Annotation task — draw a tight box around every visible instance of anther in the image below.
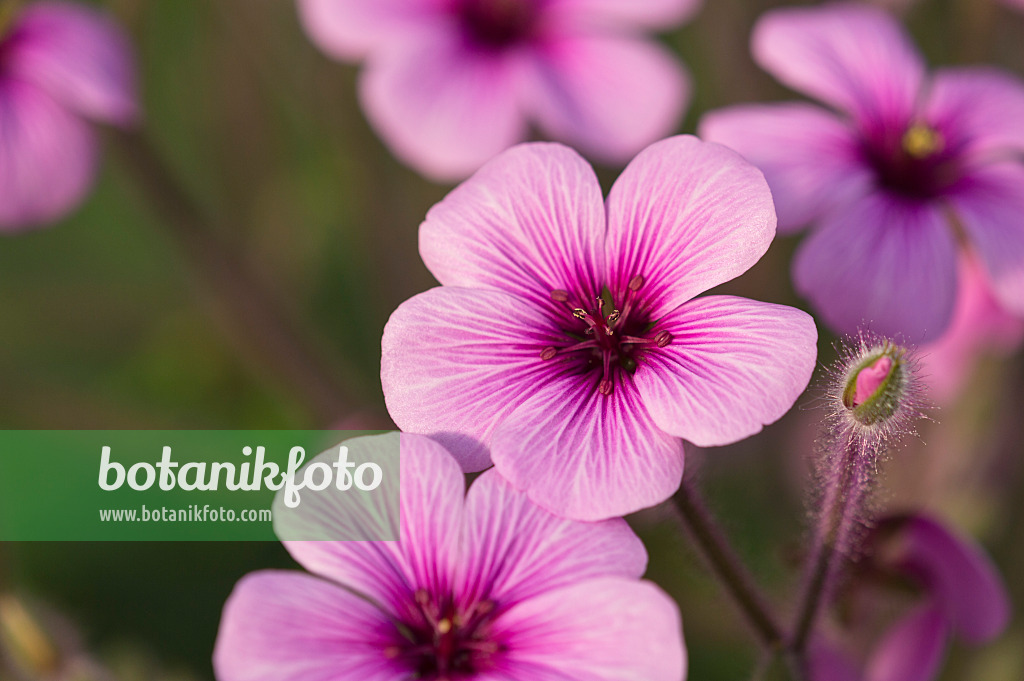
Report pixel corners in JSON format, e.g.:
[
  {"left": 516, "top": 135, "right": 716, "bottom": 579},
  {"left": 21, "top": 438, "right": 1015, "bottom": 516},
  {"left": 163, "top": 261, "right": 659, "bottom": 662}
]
[
  {"left": 572, "top": 308, "right": 588, "bottom": 320},
  {"left": 540, "top": 347, "right": 558, "bottom": 361},
  {"left": 598, "top": 379, "right": 613, "bottom": 396},
  {"left": 655, "top": 331, "right": 673, "bottom": 347},
  {"left": 629, "top": 275, "right": 645, "bottom": 291},
  {"left": 383, "top": 646, "right": 402, "bottom": 659},
  {"left": 606, "top": 310, "right": 621, "bottom": 324},
  {"left": 437, "top": 619, "right": 453, "bottom": 635},
  {"left": 550, "top": 289, "right": 570, "bottom": 302}
]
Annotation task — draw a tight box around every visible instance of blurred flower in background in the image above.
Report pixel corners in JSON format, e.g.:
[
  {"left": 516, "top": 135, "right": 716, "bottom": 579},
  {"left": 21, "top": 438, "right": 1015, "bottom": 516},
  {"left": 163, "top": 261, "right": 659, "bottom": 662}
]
[
  {"left": 0, "top": 0, "right": 138, "bottom": 231},
  {"left": 296, "top": 0, "right": 696, "bottom": 180},
  {"left": 700, "top": 2, "right": 1024, "bottom": 343}
]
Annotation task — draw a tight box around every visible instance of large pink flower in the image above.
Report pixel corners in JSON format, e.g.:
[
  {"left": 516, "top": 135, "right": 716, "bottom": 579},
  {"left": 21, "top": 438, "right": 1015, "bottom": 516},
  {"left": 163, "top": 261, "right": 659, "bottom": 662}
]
[
  {"left": 0, "top": 1, "right": 138, "bottom": 231},
  {"left": 700, "top": 2, "right": 1024, "bottom": 343},
  {"left": 381, "top": 136, "right": 818, "bottom": 520},
  {"left": 214, "top": 432, "right": 686, "bottom": 681},
  {"left": 297, "top": 0, "right": 696, "bottom": 181}
]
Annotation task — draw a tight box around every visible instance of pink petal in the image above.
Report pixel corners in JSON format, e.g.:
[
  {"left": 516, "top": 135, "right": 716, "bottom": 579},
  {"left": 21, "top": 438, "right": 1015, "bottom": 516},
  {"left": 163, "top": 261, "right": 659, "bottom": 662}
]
[
  {"left": 752, "top": 3, "right": 924, "bottom": 128},
  {"left": 698, "top": 103, "right": 871, "bottom": 232},
  {"left": 865, "top": 603, "right": 948, "bottom": 681},
  {"left": 297, "top": 0, "right": 444, "bottom": 60},
  {"left": 491, "top": 577, "right": 686, "bottom": 681},
  {"left": 947, "top": 163, "right": 1024, "bottom": 317},
  {"left": 277, "top": 433, "right": 464, "bottom": 616},
  {"left": 547, "top": 0, "right": 702, "bottom": 29},
  {"left": 0, "top": 80, "right": 98, "bottom": 230},
  {"left": 382, "top": 287, "right": 564, "bottom": 472},
  {"left": 793, "top": 193, "right": 957, "bottom": 342},
  {"left": 808, "top": 640, "right": 861, "bottom": 681},
  {"left": 214, "top": 571, "right": 402, "bottom": 681},
  {"left": 524, "top": 34, "right": 689, "bottom": 165},
  {"left": 418, "top": 142, "right": 605, "bottom": 310},
  {"left": 490, "top": 377, "right": 685, "bottom": 521},
  {"left": 604, "top": 135, "right": 776, "bottom": 320},
  {"left": 925, "top": 67, "right": 1024, "bottom": 158},
  {"left": 359, "top": 30, "right": 526, "bottom": 181},
  {"left": 458, "top": 470, "right": 647, "bottom": 608},
  {"left": 632, "top": 296, "right": 817, "bottom": 447},
  {"left": 4, "top": 0, "right": 138, "bottom": 125}
]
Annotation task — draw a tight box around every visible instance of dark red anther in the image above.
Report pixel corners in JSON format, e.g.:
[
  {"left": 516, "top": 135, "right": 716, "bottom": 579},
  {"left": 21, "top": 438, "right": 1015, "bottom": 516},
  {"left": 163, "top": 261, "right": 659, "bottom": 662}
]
[
  {"left": 598, "top": 379, "right": 613, "bottom": 396},
  {"left": 540, "top": 347, "right": 557, "bottom": 361},
  {"left": 628, "top": 275, "right": 644, "bottom": 291},
  {"left": 655, "top": 330, "right": 673, "bottom": 347},
  {"left": 550, "top": 289, "right": 570, "bottom": 302}
]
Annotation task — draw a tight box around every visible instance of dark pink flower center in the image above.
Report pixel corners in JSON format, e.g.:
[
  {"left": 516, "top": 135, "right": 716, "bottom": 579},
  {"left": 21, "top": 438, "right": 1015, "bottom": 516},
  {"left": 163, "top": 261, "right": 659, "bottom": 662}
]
[
  {"left": 862, "top": 122, "right": 963, "bottom": 199},
  {"left": 540, "top": 275, "right": 672, "bottom": 396},
  {"left": 387, "top": 590, "right": 502, "bottom": 680},
  {"left": 455, "top": 0, "right": 540, "bottom": 50}
]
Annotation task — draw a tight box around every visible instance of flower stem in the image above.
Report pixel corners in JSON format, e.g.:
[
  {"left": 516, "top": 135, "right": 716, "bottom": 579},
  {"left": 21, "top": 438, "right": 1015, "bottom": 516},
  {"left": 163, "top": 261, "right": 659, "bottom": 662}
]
[
  {"left": 109, "top": 128, "right": 366, "bottom": 425},
  {"left": 671, "top": 478, "right": 786, "bottom": 650}
]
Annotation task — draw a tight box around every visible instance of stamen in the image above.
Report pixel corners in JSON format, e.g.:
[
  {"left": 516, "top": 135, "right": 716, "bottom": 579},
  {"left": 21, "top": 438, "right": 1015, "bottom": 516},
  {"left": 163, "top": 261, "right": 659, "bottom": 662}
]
[
  {"left": 655, "top": 330, "right": 673, "bottom": 347},
  {"left": 572, "top": 308, "right": 588, "bottom": 320},
  {"left": 629, "top": 275, "right": 645, "bottom": 291},
  {"left": 598, "top": 379, "right": 613, "bottom": 396},
  {"left": 902, "top": 123, "right": 944, "bottom": 159},
  {"left": 540, "top": 347, "right": 558, "bottom": 361},
  {"left": 550, "top": 289, "right": 570, "bottom": 302},
  {"left": 437, "top": 619, "right": 453, "bottom": 635},
  {"left": 606, "top": 310, "right": 621, "bottom": 324}
]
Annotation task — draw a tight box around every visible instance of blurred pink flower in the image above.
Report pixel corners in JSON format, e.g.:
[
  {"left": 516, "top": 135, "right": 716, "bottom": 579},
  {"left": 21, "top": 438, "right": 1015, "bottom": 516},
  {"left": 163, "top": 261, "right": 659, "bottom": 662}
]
[
  {"left": 700, "top": 3, "right": 1024, "bottom": 342},
  {"left": 0, "top": 1, "right": 138, "bottom": 231},
  {"left": 214, "top": 432, "right": 686, "bottom": 681},
  {"left": 297, "top": 0, "right": 696, "bottom": 181},
  {"left": 381, "top": 136, "right": 817, "bottom": 520},
  {"left": 920, "top": 254, "right": 1024, "bottom": 404}
]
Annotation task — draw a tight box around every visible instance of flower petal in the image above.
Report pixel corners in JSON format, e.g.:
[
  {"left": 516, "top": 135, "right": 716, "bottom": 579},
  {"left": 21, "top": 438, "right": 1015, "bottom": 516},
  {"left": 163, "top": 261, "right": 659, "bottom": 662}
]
[
  {"left": 524, "top": 34, "right": 689, "bottom": 165},
  {"left": 382, "top": 287, "right": 564, "bottom": 472},
  {"left": 808, "top": 640, "right": 861, "bottom": 681},
  {"left": 604, "top": 135, "right": 776, "bottom": 319},
  {"left": 491, "top": 577, "right": 686, "bottom": 681},
  {"left": 925, "top": 67, "right": 1024, "bottom": 158},
  {"left": 632, "top": 296, "right": 817, "bottom": 447},
  {"left": 490, "top": 376, "right": 684, "bottom": 521},
  {"left": 865, "top": 603, "right": 948, "bottom": 681},
  {"left": 0, "top": 80, "right": 97, "bottom": 230},
  {"left": 947, "top": 163, "right": 1024, "bottom": 317},
  {"left": 276, "top": 433, "right": 464, "bottom": 616},
  {"left": 752, "top": 3, "right": 924, "bottom": 128},
  {"left": 548, "top": 0, "right": 702, "bottom": 29},
  {"left": 458, "top": 469, "right": 647, "bottom": 608},
  {"left": 793, "top": 194, "right": 957, "bottom": 342},
  {"left": 297, "top": 0, "right": 443, "bottom": 60},
  {"left": 418, "top": 142, "right": 606, "bottom": 309},
  {"left": 359, "top": 31, "right": 526, "bottom": 181},
  {"left": 213, "top": 571, "right": 402, "bottom": 681},
  {"left": 699, "top": 102, "right": 871, "bottom": 232},
  {"left": 4, "top": 0, "right": 138, "bottom": 125}
]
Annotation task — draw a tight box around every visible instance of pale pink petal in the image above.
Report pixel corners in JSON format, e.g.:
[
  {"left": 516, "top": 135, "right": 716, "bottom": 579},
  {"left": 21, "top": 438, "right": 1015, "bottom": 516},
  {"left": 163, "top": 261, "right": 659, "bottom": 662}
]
[
  {"left": 4, "top": 0, "right": 138, "bottom": 125},
  {"left": 491, "top": 578, "right": 686, "bottom": 681},
  {"left": 793, "top": 194, "right": 957, "bottom": 342},
  {"left": 382, "top": 288, "right": 566, "bottom": 472},
  {"left": 752, "top": 3, "right": 924, "bottom": 127},
  {"left": 359, "top": 31, "right": 526, "bottom": 181},
  {"left": 604, "top": 135, "right": 776, "bottom": 320},
  {"left": 698, "top": 103, "right": 871, "bottom": 232},
  {"left": 525, "top": 34, "right": 689, "bottom": 165},
  {"left": 214, "top": 571, "right": 403, "bottom": 681},
  {"left": 490, "top": 378, "right": 684, "bottom": 521},
  {"left": 418, "top": 143, "right": 605, "bottom": 309},
  {"left": 865, "top": 603, "right": 948, "bottom": 681},
  {"left": 925, "top": 68, "right": 1024, "bottom": 158},
  {"left": 277, "top": 433, "right": 464, "bottom": 615},
  {"left": 458, "top": 470, "right": 647, "bottom": 608},
  {"left": 0, "top": 80, "right": 98, "bottom": 230},
  {"left": 947, "top": 163, "right": 1024, "bottom": 317},
  {"left": 547, "top": 0, "right": 702, "bottom": 29},
  {"left": 297, "top": 0, "right": 444, "bottom": 60},
  {"left": 633, "top": 296, "right": 817, "bottom": 447}
]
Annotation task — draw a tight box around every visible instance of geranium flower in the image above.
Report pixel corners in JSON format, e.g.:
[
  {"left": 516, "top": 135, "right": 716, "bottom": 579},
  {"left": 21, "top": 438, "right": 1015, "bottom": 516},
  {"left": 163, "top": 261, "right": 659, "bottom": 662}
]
[
  {"left": 296, "top": 0, "right": 696, "bottom": 180},
  {"left": 381, "top": 136, "right": 817, "bottom": 520},
  {"left": 700, "top": 2, "right": 1024, "bottom": 342},
  {"left": 0, "top": 1, "right": 138, "bottom": 231},
  {"left": 214, "top": 432, "right": 686, "bottom": 681}
]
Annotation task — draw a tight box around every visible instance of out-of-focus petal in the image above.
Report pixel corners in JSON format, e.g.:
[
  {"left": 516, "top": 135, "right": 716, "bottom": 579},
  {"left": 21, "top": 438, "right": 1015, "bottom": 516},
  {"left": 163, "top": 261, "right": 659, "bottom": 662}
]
[
  {"left": 547, "top": 0, "right": 702, "bottom": 30},
  {"left": 865, "top": 603, "right": 948, "bottom": 681},
  {"left": 525, "top": 34, "right": 688, "bottom": 165},
  {"left": 808, "top": 640, "right": 861, "bottom": 681},
  {"left": 604, "top": 135, "right": 776, "bottom": 320},
  {"left": 793, "top": 193, "right": 957, "bottom": 342},
  {"left": 699, "top": 102, "right": 870, "bottom": 232},
  {"left": 633, "top": 296, "right": 817, "bottom": 447},
  {"left": 752, "top": 3, "right": 924, "bottom": 128},
  {"left": 296, "top": 0, "right": 444, "bottom": 60},
  {"left": 4, "top": 0, "right": 138, "bottom": 125},
  {"left": 0, "top": 80, "right": 98, "bottom": 230},
  {"left": 925, "top": 67, "right": 1024, "bottom": 158}
]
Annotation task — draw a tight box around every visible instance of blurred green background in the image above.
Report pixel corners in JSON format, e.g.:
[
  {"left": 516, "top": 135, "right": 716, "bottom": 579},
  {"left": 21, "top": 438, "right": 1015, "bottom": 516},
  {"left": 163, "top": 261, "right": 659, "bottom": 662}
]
[{"left": 1, "top": 0, "right": 1023, "bottom": 679}]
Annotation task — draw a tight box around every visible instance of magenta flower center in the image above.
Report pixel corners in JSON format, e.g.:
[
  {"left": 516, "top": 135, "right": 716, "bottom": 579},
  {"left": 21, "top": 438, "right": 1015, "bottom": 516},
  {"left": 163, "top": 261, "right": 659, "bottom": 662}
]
[
  {"left": 862, "top": 122, "right": 962, "bottom": 199},
  {"left": 456, "top": 0, "right": 540, "bottom": 50},
  {"left": 541, "top": 275, "right": 672, "bottom": 396},
  {"left": 388, "top": 590, "right": 503, "bottom": 680}
]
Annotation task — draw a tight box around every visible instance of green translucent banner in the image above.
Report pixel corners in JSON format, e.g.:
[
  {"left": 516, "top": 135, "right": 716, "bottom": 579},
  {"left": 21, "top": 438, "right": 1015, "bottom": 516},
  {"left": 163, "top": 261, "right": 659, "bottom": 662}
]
[{"left": 0, "top": 430, "right": 399, "bottom": 541}]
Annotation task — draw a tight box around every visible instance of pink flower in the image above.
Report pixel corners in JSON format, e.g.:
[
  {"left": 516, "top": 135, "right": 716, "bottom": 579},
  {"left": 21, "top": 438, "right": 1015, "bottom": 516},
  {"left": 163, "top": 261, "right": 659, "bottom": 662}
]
[
  {"left": 700, "top": 3, "right": 1024, "bottom": 342},
  {"left": 381, "top": 136, "right": 817, "bottom": 520},
  {"left": 0, "top": 1, "right": 138, "bottom": 231},
  {"left": 297, "top": 0, "right": 696, "bottom": 181},
  {"left": 214, "top": 432, "right": 686, "bottom": 681}
]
